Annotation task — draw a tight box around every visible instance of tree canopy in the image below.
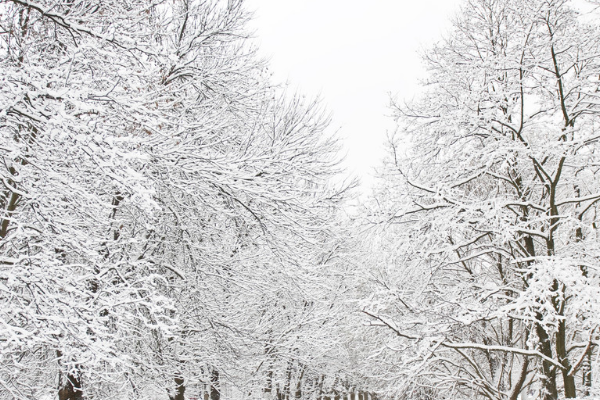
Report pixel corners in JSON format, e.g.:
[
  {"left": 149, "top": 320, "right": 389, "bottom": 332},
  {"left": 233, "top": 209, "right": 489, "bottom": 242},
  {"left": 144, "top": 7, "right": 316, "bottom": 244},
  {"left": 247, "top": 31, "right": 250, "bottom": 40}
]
[
  {"left": 3, "top": 0, "right": 600, "bottom": 400},
  {"left": 0, "top": 1, "right": 356, "bottom": 399},
  {"left": 361, "top": 0, "right": 600, "bottom": 399}
]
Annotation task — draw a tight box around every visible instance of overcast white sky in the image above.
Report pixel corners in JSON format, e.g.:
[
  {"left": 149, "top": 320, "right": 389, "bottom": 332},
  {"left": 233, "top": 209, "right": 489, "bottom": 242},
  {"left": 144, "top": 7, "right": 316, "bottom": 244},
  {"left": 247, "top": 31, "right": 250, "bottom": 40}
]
[{"left": 245, "top": 0, "right": 463, "bottom": 191}]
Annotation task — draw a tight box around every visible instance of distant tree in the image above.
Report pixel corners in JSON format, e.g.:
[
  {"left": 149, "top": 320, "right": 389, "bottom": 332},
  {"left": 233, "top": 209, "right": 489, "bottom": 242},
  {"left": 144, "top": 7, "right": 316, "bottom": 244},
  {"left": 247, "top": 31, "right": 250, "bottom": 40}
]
[{"left": 361, "top": 0, "right": 600, "bottom": 399}]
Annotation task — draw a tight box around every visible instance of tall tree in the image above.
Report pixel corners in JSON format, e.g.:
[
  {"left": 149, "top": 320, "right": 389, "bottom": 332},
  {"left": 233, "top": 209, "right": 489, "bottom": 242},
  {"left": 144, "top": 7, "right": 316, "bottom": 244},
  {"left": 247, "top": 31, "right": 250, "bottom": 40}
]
[{"left": 361, "top": 0, "right": 600, "bottom": 399}]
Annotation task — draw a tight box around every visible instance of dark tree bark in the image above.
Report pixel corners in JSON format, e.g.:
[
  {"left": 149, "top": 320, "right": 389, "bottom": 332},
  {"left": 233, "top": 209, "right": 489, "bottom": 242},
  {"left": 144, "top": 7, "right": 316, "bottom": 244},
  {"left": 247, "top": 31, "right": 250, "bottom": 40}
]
[
  {"left": 210, "top": 369, "right": 220, "bottom": 400},
  {"left": 56, "top": 350, "right": 83, "bottom": 400},
  {"left": 58, "top": 372, "right": 83, "bottom": 400},
  {"left": 535, "top": 320, "right": 558, "bottom": 400},
  {"left": 169, "top": 376, "right": 185, "bottom": 400},
  {"left": 555, "top": 289, "right": 575, "bottom": 398},
  {"left": 58, "top": 378, "right": 83, "bottom": 400}
]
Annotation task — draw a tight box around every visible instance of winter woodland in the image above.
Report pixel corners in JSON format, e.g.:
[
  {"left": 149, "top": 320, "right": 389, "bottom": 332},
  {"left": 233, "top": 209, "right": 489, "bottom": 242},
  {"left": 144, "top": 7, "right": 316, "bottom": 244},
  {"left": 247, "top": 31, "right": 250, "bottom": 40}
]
[{"left": 1, "top": 0, "right": 600, "bottom": 399}]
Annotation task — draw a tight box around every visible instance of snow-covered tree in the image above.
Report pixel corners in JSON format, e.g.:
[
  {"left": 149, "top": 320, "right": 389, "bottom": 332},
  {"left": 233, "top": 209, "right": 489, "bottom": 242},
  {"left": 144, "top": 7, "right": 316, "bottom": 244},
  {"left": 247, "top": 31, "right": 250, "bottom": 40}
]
[
  {"left": 361, "top": 0, "right": 600, "bottom": 399},
  {"left": 0, "top": 0, "right": 181, "bottom": 398},
  {"left": 0, "top": 0, "right": 353, "bottom": 399}
]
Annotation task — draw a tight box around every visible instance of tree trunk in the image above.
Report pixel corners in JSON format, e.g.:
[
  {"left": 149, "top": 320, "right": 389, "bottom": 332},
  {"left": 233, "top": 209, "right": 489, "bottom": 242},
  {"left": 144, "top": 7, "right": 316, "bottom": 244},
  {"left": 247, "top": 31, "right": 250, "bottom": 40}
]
[
  {"left": 317, "top": 375, "right": 325, "bottom": 400},
  {"left": 555, "top": 292, "right": 575, "bottom": 398},
  {"left": 57, "top": 351, "right": 83, "bottom": 400},
  {"left": 58, "top": 373, "right": 83, "bottom": 400},
  {"left": 576, "top": 212, "right": 592, "bottom": 396},
  {"left": 523, "top": 231, "right": 558, "bottom": 400},
  {"left": 282, "top": 361, "right": 292, "bottom": 400},
  {"left": 508, "top": 353, "right": 529, "bottom": 400},
  {"left": 169, "top": 376, "right": 185, "bottom": 400},
  {"left": 582, "top": 348, "right": 592, "bottom": 396},
  {"left": 210, "top": 369, "right": 220, "bottom": 400},
  {"left": 0, "top": 190, "right": 19, "bottom": 239},
  {"left": 294, "top": 365, "right": 305, "bottom": 399},
  {"left": 264, "top": 368, "right": 273, "bottom": 393},
  {"left": 547, "top": 194, "right": 575, "bottom": 398},
  {"left": 535, "top": 321, "right": 558, "bottom": 400}
]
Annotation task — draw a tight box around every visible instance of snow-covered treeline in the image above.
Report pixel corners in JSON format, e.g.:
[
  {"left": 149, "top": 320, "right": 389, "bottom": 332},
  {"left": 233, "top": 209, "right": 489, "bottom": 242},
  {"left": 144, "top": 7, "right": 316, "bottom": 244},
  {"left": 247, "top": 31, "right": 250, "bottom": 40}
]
[
  {"left": 6, "top": 0, "right": 600, "bottom": 399},
  {"left": 0, "top": 1, "right": 360, "bottom": 399}
]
